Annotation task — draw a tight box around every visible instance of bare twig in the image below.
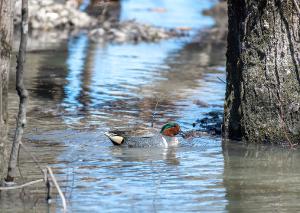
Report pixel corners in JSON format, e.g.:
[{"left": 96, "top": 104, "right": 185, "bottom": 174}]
[
  {"left": 20, "top": 142, "right": 44, "bottom": 174},
  {"left": 46, "top": 177, "right": 52, "bottom": 203},
  {"left": 67, "top": 167, "right": 75, "bottom": 200},
  {"left": 0, "top": 179, "right": 43, "bottom": 190},
  {"left": 47, "top": 166, "right": 67, "bottom": 212},
  {"left": 151, "top": 100, "right": 159, "bottom": 128},
  {"left": 17, "top": 145, "right": 25, "bottom": 182},
  {"left": 217, "top": 77, "right": 226, "bottom": 84},
  {"left": 44, "top": 168, "right": 52, "bottom": 203},
  {"left": 17, "top": 146, "right": 27, "bottom": 197},
  {"left": 7, "top": 0, "right": 29, "bottom": 182}
]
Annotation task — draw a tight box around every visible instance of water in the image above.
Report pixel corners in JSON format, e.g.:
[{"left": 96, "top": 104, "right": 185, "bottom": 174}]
[{"left": 4, "top": 0, "right": 300, "bottom": 212}]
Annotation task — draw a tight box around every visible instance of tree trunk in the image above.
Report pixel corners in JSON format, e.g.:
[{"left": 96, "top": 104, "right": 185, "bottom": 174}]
[
  {"left": 224, "top": 0, "right": 300, "bottom": 143},
  {"left": 0, "top": 0, "right": 14, "bottom": 180}
]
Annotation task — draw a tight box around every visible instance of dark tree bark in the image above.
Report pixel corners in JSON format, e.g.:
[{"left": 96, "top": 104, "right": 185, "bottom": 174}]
[
  {"left": 0, "top": 0, "right": 14, "bottom": 180},
  {"left": 224, "top": 0, "right": 300, "bottom": 143}
]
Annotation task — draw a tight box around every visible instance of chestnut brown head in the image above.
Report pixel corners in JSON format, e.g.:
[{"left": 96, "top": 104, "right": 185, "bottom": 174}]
[{"left": 160, "top": 122, "right": 181, "bottom": 137}]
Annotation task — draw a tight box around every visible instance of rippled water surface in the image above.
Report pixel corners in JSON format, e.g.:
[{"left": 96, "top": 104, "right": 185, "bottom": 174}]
[{"left": 5, "top": 0, "right": 300, "bottom": 213}]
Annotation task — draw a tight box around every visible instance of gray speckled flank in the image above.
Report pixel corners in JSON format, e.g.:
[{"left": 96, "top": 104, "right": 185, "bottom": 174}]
[{"left": 123, "top": 135, "right": 180, "bottom": 148}]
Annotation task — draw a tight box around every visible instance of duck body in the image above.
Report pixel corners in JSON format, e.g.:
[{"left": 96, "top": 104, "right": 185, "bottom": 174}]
[{"left": 105, "top": 123, "right": 181, "bottom": 148}]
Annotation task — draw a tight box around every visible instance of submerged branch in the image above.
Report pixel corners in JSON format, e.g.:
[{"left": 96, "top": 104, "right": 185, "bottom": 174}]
[
  {"left": 2, "top": 141, "right": 68, "bottom": 212},
  {"left": 47, "top": 166, "right": 67, "bottom": 212},
  {"left": 0, "top": 179, "right": 43, "bottom": 190}
]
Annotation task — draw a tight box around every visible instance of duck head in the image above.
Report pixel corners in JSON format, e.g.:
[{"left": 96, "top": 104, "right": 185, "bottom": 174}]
[{"left": 160, "top": 122, "right": 181, "bottom": 137}]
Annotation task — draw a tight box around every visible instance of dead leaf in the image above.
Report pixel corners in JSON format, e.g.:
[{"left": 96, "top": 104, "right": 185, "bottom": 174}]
[
  {"left": 149, "top": 7, "right": 167, "bottom": 13},
  {"left": 175, "top": 26, "right": 192, "bottom": 31}
]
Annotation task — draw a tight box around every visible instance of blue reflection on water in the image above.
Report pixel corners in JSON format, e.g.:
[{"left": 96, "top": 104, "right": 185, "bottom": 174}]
[
  {"left": 63, "top": 34, "right": 89, "bottom": 110},
  {"left": 62, "top": 0, "right": 215, "bottom": 117},
  {"left": 90, "top": 40, "right": 184, "bottom": 105},
  {"left": 121, "top": 0, "right": 215, "bottom": 30}
]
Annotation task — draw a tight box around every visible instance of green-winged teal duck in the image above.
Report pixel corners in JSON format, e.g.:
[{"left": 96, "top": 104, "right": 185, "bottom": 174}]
[{"left": 104, "top": 122, "right": 182, "bottom": 148}]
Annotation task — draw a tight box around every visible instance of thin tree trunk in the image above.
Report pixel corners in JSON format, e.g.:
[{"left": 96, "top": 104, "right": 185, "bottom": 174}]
[
  {"left": 0, "top": 0, "right": 14, "bottom": 181},
  {"left": 223, "top": 0, "right": 300, "bottom": 143},
  {"left": 6, "top": 0, "right": 29, "bottom": 182}
]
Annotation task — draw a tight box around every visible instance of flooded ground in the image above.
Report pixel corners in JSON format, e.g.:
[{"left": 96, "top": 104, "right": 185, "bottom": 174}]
[{"left": 3, "top": 0, "right": 300, "bottom": 212}]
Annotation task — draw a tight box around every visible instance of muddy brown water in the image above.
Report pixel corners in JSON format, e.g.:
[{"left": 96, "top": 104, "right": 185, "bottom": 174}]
[{"left": 3, "top": 1, "right": 300, "bottom": 212}]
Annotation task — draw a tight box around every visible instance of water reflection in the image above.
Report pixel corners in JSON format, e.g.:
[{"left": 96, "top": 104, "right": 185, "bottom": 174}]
[
  {"left": 110, "top": 146, "right": 180, "bottom": 165},
  {"left": 57, "top": 28, "right": 226, "bottom": 128},
  {"left": 223, "top": 142, "right": 300, "bottom": 212},
  {"left": 63, "top": 33, "right": 90, "bottom": 110}
]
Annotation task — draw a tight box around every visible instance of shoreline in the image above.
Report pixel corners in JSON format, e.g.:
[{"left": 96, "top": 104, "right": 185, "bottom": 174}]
[{"left": 14, "top": 0, "right": 188, "bottom": 47}]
